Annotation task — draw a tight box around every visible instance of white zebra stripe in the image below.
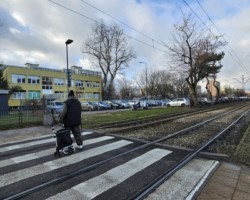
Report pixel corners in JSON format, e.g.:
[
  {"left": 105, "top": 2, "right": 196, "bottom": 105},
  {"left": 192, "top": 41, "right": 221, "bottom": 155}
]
[
  {"left": 0, "top": 132, "right": 93, "bottom": 153},
  {"left": 47, "top": 148, "right": 172, "bottom": 200},
  {"left": 0, "top": 136, "right": 114, "bottom": 168},
  {"left": 0, "top": 140, "right": 132, "bottom": 187},
  {"left": 145, "top": 159, "right": 219, "bottom": 200}
]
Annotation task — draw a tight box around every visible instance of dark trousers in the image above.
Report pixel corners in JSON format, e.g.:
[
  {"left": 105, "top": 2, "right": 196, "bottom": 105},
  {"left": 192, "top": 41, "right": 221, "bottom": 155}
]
[{"left": 66, "top": 125, "right": 82, "bottom": 146}]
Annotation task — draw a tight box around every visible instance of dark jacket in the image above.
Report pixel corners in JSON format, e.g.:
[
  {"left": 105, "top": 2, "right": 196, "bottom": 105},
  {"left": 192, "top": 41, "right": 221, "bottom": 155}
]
[{"left": 60, "top": 96, "right": 81, "bottom": 127}]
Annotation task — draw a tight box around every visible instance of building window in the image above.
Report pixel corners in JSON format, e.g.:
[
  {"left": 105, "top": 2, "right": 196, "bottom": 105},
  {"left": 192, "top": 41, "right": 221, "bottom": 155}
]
[
  {"left": 28, "top": 91, "right": 40, "bottom": 99},
  {"left": 12, "top": 74, "right": 26, "bottom": 84},
  {"left": 93, "top": 92, "right": 99, "bottom": 99},
  {"left": 12, "top": 91, "right": 26, "bottom": 99},
  {"left": 86, "top": 81, "right": 92, "bottom": 88},
  {"left": 93, "top": 82, "right": 100, "bottom": 88},
  {"left": 54, "top": 78, "right": 64, "bottom": 86},
  {"left": 77, "top": 92, "right": 84, "bottom": 99},
  {"left": 75, "top": 80, "right": 84, "bottom": 87},
  {"left": 42, "top": 76, "right": 53, "bottom": 90},
  {"left": 28, "top": 76, "right": 40, "bottom": 84},
  {"left": 55, "top": 91, "right": 66, "bottom": 99},
  {"left": 85, "top": 92, "right": 92, "bottom": 99}
]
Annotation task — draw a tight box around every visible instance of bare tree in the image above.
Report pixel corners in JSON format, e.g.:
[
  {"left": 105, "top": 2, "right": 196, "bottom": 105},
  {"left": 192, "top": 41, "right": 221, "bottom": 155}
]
[
  {"left": 171, "top": 73, "right": 189, "bottom": 98},
  {"left": 117, "top": 76, "right": 135, "bottom": 99},
  {"left": 82, "top": 21, "right": 136, "bottom": 99},
  {"left": 150, "top": 70, "right": 174, "bottom": 98},
  {"left": 166, "top": 14, "right": 225, "bottom": 105}
]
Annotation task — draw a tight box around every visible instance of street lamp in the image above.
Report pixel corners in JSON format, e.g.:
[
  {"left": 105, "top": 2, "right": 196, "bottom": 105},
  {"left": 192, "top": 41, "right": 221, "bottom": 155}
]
[
  {"left": 65, "top": 39, "right": 73, "bottom": 93},
  {"left": 139, "top": 61, "right": 148, "bottom": 97}
]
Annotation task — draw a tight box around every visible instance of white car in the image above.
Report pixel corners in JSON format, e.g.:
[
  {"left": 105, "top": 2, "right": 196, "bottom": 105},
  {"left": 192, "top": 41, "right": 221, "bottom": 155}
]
[{"left": 167, "top": 98, "right": 190, "bottom": 107}]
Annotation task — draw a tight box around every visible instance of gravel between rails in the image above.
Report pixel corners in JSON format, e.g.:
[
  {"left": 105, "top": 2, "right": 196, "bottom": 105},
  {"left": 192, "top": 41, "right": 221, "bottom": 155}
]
[{"left": 111, "top": 106, "right": 250, "bottom": 161}]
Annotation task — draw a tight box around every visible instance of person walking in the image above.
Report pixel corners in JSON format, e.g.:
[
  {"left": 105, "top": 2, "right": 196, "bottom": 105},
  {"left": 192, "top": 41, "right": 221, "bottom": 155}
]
[{"left": 59, "top": 90, "right": 83, "bottom": 150}]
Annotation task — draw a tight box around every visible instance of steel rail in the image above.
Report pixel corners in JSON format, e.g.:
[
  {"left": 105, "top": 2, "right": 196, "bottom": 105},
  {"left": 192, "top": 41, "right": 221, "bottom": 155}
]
[
  {"left": 133, "top": 108, "right": 250, "bottom": 200},
  {"left": 108, "top": 106, "right": 248, "bottom": 135},
  {"left": 3, "top": 105, "right": 248, "bottom": 200},
  {"left": 95, "top": 103, "right": 240, "bottom": 129},
  {"left": 98, "top": 104, "right": 248, "bottom": 133}
]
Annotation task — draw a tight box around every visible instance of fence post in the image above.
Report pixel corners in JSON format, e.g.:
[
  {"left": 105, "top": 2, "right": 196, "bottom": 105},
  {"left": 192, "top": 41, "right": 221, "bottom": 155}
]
[{"left": 19, "top": 108, "right": 23, "bottom": 126}]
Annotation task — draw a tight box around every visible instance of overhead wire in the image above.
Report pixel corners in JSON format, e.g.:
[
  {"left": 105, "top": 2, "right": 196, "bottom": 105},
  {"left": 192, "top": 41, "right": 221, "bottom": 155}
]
[
  {"left": 196, "top": 0, "right": 250, "bottom": 75},
  {"left": 49, "top": 0, "right": 249, "bottom": 75},
  {"left": 183, "top": 0, "right": 249, "bottom": 75},
  {"left": 48, "top": 0, "right": 165, "bottom": 53},
  {"left": 80, "top": 0, "right": 164, "bottom": 48}
]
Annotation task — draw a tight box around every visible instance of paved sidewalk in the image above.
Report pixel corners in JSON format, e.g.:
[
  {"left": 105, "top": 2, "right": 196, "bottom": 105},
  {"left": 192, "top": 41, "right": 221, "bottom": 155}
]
[
  {"left": 197, "top": 162, "right": 250, "bottom": 200},
  {"left": 0, "top": 125, "right": 61, "bottom": 145},
  {"left": 0, "top": 125, "right": 249, "bottom": 200},
  {"left": 197, "top": 124, "right": 250, "bottom": 200}
]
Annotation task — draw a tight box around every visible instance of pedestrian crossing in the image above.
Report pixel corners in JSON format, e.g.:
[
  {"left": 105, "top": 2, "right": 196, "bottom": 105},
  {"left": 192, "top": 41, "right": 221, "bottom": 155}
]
[
  {"left": 0, "top": 131, "right": 93, "bottom": 153},
  {"left": 0, "top": 131, "right": 219, "bottom": 200},
  {"left": 0, "top": 140, "right": 132, "bottom": 187},
  {"left": 47, "top": 148, "right": 172, "bottom": 200},
  {"left": 0, "top": 136, "right": 114, "bottom": 168}
]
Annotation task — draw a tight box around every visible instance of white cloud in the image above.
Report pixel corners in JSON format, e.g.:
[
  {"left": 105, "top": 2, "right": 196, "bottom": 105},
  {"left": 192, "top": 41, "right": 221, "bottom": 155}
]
[
  {"left": 0, "top": 0, "right": 249, "bottom": 91},
  {"left": 11, "top": 12, "right": 27, "bottom": 27}
]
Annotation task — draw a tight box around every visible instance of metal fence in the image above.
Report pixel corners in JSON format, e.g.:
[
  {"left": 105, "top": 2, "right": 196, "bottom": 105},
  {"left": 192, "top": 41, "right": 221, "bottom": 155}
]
[
  {"left": 0, "top": 98, "right": 49, "bottom": 130},
  {"left": 0, "top": 110, "right": 45, "bottom": 130}
]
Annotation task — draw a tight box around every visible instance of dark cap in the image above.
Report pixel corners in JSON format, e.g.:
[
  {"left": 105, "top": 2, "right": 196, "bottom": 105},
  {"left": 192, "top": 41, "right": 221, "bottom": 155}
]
[{"left": 68, "top": 90, "right": 74, "bottom": 97}]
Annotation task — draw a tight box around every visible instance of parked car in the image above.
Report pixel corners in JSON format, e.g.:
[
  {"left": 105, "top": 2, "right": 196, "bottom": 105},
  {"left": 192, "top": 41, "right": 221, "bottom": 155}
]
[
  {"left": 111, "top": 100, "right": 123, "bottom": 108},
  {"left": 98, "top": 101, "right": 111, "bottom": 110},
  {"left": 167, "top": 98, "right": 190, "bottom": 107},
  {"left": 104, "top": 100, "right": 120, "bottom": 109},
  {"left": 161, "top": 99, "right": 171, "bottom": 106},
  {"left": 120, "top": 100, "right": 131, "bottom": 108},
  {"left": 47, "top": 101, "right": 63, "bottom": 114},
  {"left": 198, "top": 98, "right": 214, "bottom": 105},
  {"left": 147, "top": 99, "right": 159, "bottom": 107},
  {"left": 112, "top": 100, "right": 130, "bottom": 109},
  {"left": 128, "top": 100, "right": 139, "bottom": 106},
  {"left": 131, "top": 100, "right": 149, "bottom": 110},
  {"left": 81, "top": 102, "right": 99, "bottom": 111}
]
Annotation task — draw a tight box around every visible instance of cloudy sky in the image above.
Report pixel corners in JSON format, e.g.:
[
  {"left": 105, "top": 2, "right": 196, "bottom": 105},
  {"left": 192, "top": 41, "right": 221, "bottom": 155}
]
[{"left": 0, "top": 0, "right": 250, "bottom": 91}]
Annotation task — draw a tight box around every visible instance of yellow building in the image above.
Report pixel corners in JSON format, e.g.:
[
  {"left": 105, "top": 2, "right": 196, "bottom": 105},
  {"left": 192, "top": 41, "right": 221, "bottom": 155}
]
[{"left": 3, "top": 63, "right": 102, "bottom": 109}]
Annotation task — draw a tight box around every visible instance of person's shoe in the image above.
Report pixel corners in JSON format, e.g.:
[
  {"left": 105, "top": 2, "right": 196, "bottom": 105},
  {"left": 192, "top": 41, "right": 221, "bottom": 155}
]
[{"left": 78, "top": 145, "right": 83, "bottom": 150}]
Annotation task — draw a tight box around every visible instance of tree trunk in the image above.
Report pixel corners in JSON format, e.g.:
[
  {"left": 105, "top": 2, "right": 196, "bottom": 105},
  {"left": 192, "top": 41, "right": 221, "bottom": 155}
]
[
  {"left": 213, "top": 80, "right": 220, "bottom": 102},
  {"left": 185, "top": 77, "right": 198, "bottom": 106},
  {"left": 205, "top": 78, "right": 212, "bottom": 100}
]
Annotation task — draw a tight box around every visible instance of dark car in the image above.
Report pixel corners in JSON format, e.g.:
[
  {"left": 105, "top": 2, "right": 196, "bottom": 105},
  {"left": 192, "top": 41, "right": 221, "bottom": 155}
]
[
  {"left": 111, "top": 100, "right": 125, "bottom": 109},
  {"left": 98, "top": 101, "right": 111, "bottom": 110}
]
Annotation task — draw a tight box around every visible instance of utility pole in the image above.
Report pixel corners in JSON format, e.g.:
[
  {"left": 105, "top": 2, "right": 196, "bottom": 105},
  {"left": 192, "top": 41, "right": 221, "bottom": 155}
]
[
  {"left": 139, "top": 61, "right": 147, "bottom": 97},
  {"left": 65, "top": 39, "right": 73, "bottom": 94},
  {"left": 233, "top": 75, "right": 250, "bottom": 94}
]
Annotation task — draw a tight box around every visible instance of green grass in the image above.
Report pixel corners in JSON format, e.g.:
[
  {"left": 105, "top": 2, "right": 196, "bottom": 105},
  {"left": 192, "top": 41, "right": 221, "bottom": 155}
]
[
  {"left": 0, "top": 111, "right": 43, "bottom": 130},
  {"left": 81, "top": 107, "right": 188, "bottom": 128},
  {"left": 231, "top": 125, "right": 250, "bottom": 166}
]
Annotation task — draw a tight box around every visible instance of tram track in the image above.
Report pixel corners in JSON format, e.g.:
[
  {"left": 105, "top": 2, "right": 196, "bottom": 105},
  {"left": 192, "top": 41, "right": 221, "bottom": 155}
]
[
  {"left": 95, "top": 103, "right": 248, "bottom": 134},
  {"left": 1, "top": 103, "right": 249, "bottom": 200},
  {"left": 133, "top": 107, "right": 250, "bottom": 200}
]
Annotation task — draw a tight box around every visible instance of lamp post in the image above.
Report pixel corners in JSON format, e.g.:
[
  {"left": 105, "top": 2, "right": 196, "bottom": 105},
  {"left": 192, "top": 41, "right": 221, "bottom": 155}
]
[
  {"left": 65, "top": 39, "right": 73, "bottom": 94},
  {"left": 139, "top": 61, "right": 147, "bottom": 97}
]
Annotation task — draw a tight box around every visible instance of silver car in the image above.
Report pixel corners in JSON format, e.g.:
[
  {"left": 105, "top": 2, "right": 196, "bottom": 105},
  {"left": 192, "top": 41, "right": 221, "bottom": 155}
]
[
  {"left": 47, "top": 101, "right": 63, "bottom": 114},
  {"left": 167, "top": 98, "right": 190, "bottom": 107},
  {"left": 81, "top": 102, "right": 99, "bottom": 111}
]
